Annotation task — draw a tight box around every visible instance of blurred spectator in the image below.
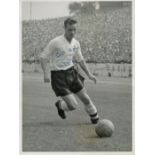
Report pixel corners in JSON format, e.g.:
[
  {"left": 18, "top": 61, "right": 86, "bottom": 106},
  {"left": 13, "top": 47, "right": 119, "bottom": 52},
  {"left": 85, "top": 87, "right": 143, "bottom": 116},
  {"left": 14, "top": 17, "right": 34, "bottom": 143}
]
[{"left": 22, "top": 5, "right": 132, "bottom": 64}]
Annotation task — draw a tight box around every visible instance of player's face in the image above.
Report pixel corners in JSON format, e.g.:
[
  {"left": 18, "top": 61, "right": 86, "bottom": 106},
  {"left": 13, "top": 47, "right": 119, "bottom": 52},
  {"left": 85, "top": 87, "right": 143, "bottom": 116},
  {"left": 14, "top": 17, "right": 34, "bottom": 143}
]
[{"left": 65, "top": 24, "right": 76, "bottom": 41}]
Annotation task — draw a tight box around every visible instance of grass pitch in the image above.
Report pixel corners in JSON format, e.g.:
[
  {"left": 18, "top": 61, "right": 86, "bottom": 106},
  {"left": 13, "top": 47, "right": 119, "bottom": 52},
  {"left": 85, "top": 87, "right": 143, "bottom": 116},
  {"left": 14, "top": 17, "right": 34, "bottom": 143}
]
[{"left": 22, "top": 73, "right": 132, "bottom": 151}]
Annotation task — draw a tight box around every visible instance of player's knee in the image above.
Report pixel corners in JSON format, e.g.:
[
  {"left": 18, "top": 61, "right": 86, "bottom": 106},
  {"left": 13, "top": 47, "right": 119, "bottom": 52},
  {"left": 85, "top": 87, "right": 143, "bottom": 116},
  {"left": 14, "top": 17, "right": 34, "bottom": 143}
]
[
  {"left": 68, "top": 104, "right": 76, "bottom": 110},
  {"left": 66, "top": 100, "right": 77, "bottom": 110},
  {"left": 70, "top": 107, "right": 76, "bottom": 110}
]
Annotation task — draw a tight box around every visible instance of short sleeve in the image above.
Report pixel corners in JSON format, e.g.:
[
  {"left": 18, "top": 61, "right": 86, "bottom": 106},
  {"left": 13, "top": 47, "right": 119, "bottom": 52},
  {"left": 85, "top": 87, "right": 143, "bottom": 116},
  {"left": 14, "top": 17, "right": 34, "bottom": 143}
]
[
  {"left": 40, "top": 41, "right": 54, "bottom": 59},
  {"left": 74, "top": 42, "right": 84, "bottom": 62}
]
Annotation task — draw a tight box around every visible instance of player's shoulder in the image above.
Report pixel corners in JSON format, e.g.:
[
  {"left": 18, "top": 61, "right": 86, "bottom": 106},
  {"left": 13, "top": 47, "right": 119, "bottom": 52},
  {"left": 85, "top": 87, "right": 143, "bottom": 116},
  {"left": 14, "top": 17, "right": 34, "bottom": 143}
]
[
  {"left": 73, "top": 38, "right": 80, "bottom": 46},
  {"left": 48, "top": 35, "right": 62, "bottom": 46},
  {"left": 53, "top": 35, "right": 63, "bottom": 42}
]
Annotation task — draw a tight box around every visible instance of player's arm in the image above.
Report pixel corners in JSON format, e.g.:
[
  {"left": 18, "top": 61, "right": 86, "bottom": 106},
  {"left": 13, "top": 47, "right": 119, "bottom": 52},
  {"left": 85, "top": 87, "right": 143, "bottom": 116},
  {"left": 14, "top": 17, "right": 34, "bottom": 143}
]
[
  {"left": 40, "top": 43, "right": 51, "bottom": 83},
  {"left": 78, "top": 60, "right": 97, "bottom": 84},
  {"left": 74, "top": 42, "right": 97, "bottom": 83},
  {"left": 40, "top": 57, "right": 50, "bottom": 83}
]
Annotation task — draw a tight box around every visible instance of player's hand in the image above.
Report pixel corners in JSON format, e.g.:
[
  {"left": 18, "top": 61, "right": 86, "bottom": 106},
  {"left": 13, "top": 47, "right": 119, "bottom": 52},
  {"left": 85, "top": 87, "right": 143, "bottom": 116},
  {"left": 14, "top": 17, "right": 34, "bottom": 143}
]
[
  {"left": 89, "top": 74, "right": 97, "bottom": 84},
  {"left": 44, "top": 78, "right": 50, "bottom": 83},
  {"left": 44, "top": 74, "right": 50, "bottom": 83}
]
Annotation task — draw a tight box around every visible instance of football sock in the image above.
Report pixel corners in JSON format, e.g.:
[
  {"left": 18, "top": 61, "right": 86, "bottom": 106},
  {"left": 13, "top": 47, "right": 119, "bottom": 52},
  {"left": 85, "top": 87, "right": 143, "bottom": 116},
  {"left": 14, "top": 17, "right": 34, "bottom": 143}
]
[{"left": 85, "top": 103, "right": 99, "bottom": 120}]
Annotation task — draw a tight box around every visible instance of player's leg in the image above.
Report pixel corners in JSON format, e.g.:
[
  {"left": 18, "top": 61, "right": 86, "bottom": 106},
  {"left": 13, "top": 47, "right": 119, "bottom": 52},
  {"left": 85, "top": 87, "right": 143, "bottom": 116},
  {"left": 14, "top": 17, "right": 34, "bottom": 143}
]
[
  {"left": 76, "top": 88, "right": 99, "bottom": 124},
  {"left": 55, "top": 94, "right": 78, "bottom": 119},
  {"left": 51, "top": 70, "right": 78, "bottom": 118},
  {"left": 61, "top": 94, "right": 78, "bottom": 110}
]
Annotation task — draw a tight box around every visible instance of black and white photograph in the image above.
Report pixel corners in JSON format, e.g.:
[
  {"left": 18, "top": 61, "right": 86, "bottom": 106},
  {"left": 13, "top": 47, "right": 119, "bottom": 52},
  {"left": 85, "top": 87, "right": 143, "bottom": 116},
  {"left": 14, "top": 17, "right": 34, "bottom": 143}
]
[{"left": 21, "top": 0, "right": 133, "bottom": 153}]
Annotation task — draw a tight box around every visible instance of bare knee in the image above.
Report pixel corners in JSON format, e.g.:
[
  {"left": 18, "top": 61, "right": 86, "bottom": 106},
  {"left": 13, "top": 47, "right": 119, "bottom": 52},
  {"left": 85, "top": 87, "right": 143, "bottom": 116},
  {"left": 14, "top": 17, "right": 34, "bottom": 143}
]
[
  {"left": 62, "top": 96, "right": 78, "bottom": 110},
  {"left": 67, "top": 102, "right": 76, "bottom": 110}
]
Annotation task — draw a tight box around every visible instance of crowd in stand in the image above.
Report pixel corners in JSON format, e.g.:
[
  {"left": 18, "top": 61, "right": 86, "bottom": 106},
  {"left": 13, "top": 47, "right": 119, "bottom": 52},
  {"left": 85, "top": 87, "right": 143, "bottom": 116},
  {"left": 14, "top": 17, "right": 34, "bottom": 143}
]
[{"left": 22, "top": 5, "right": 132, "bottom": 64}]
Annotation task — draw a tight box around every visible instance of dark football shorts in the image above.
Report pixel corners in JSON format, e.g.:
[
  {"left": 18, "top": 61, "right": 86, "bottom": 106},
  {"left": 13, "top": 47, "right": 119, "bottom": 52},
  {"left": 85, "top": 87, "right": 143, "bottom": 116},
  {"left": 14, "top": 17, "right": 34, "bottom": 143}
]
[{"left": 51, "top": 66, "right": 85, "bottom": 97}]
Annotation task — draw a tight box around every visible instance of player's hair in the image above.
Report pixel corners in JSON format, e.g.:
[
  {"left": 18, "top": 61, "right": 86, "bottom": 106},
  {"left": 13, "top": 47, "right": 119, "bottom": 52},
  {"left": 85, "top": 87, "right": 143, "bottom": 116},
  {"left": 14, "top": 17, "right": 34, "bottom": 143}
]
[{"left": 64, "top": 18, "right": 77, "bottom": 28}]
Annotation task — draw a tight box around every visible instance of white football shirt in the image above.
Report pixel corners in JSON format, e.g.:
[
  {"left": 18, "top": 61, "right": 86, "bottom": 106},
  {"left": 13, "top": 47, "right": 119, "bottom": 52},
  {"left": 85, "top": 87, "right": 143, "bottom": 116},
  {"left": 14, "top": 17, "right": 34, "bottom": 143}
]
[{"left": 40, "top": 35, "right": 84, "bottom": 71}]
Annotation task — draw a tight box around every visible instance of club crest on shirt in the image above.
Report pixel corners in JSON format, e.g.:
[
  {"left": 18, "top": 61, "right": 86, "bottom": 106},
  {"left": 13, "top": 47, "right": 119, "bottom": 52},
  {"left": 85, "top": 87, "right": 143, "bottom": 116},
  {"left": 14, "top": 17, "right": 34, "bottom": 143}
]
[
  {"left": 55, "top": 50, "right": 65, "bottom": 57},
  {"left": 73, "top": 46, "right": 79, "bottom": 52},
  {"left": 68, "top": 48, "right": 72, "bottom": 52}
]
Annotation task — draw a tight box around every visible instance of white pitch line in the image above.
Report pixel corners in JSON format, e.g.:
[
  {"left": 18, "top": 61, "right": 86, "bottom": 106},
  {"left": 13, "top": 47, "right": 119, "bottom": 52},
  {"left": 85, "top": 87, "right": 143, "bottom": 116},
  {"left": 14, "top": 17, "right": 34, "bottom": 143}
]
[{"left": 23, "top": 75, "right": 131, "bottom": 86}]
